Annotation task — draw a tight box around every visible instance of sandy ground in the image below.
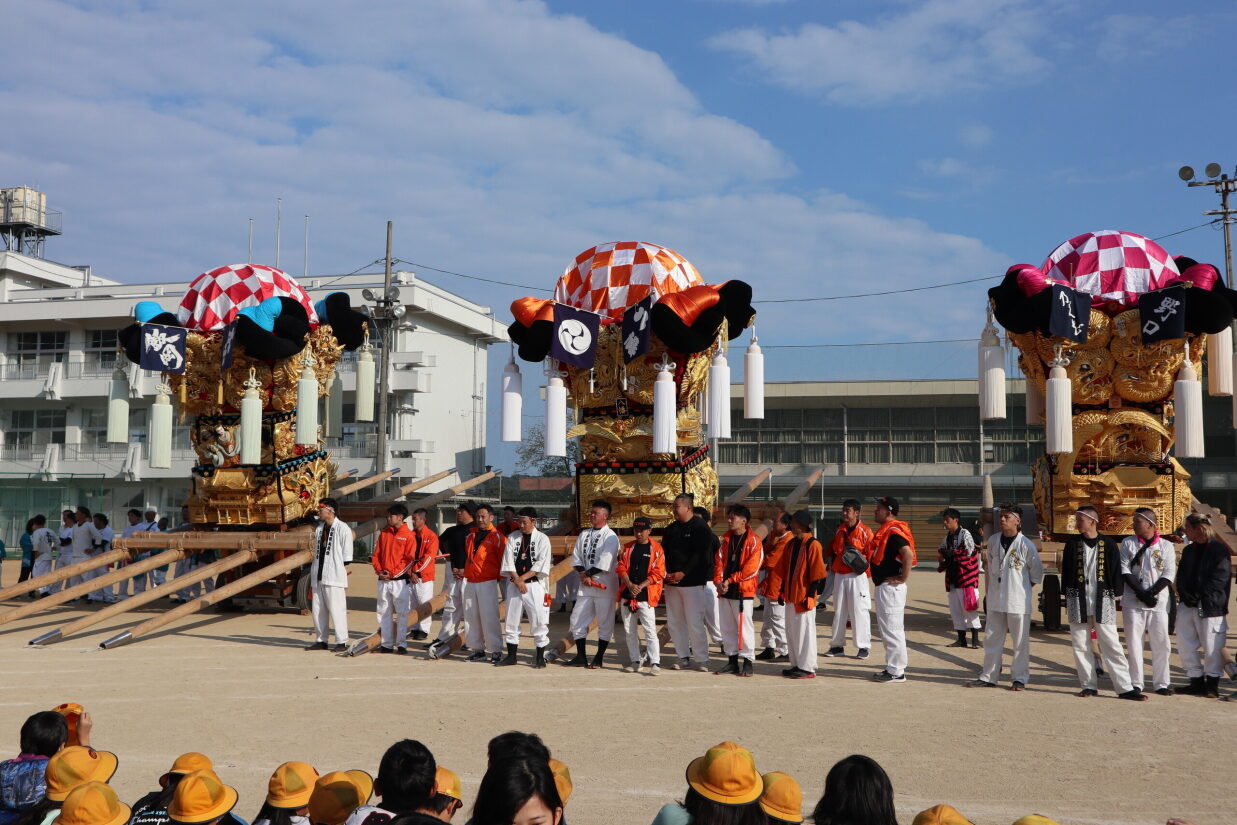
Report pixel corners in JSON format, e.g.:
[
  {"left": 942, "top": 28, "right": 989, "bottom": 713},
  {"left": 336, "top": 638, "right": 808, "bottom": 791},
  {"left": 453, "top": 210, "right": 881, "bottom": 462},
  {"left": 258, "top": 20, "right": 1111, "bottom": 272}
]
[{"left": 1, "top": 558, "right": 1234, "bottom": 825}]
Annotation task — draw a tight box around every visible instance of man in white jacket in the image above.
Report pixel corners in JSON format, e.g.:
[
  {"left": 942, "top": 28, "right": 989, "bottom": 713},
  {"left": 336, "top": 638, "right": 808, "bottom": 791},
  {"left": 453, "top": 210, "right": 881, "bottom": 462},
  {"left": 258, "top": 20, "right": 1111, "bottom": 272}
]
[
  {"left": 967, "top": 503, "right": 1043, "bottom": 691},
  {"left": 306, "top": 498, "right": 353, "bottom": 652},
  {"left": 496, "top": 507, "right": 553, "bottom": 668},
  {"left": 1119, "top": 507, "right": 1177, "bottom": 695},
  {"left": 563, "top": 499, "right": 620, "bottom": 669},
  {"left": 29, "top": 514, "right": 58, "bottom": 597}
]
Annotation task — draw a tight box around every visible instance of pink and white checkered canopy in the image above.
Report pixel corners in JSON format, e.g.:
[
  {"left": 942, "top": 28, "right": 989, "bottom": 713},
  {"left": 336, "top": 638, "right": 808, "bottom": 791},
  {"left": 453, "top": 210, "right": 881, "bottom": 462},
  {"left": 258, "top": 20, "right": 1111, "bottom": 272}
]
[
  {"left": 554, "top": 241, "right": 703, "bottom": 321},
  {"left": 1041, "top": 230, "right": 1180, "bottom": 306},
  {"left": 177, "top": 264, "right": 319, "bottom": 332}
]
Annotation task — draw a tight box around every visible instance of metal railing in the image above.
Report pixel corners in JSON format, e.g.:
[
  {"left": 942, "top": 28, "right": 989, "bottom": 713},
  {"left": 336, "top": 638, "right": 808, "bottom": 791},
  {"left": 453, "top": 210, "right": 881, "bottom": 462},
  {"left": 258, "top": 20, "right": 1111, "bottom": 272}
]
[
  {"left": 0, "top": 363, "right": 44, "bottom": 381},
  {"left": 0, "top": 443, "right": 48, "bottom": 461}
]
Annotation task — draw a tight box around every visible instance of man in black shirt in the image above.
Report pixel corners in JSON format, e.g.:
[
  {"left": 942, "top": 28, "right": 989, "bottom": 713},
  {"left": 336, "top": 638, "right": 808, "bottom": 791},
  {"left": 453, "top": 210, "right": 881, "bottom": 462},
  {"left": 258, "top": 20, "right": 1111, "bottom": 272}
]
[
  {"left": 661, "top": 493, "right": 715, "bottom": 671},
  {"left": 429, "top": 501, "right": 476, "bottom": 657}
]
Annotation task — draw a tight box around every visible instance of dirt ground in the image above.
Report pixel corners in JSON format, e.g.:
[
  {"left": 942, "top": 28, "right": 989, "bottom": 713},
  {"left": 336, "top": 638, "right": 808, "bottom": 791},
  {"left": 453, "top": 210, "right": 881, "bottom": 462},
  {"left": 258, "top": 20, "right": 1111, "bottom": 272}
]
[{"left": 1, "top": 558, "right": 1233, "bottom": 825}]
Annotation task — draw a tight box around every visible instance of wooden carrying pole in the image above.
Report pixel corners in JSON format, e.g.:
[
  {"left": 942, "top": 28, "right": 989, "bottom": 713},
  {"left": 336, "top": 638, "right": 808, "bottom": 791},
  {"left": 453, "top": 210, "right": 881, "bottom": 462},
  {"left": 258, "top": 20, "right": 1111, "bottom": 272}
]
[
  {"left": 783, "top": 467, "right": 824, "bottom": 508},
  {"left": 335, "top": 467, "right": 459, "bottom": 521},
  {"left": 99, "top": 548, "right": 315, "bottom": 649},
  {"left": 0, "top": 548, "right": 186, "bottom": 629},
  {"left": 724, "top": 468, "right": 772, "bottom": 504},
  {"left": 353, "top": 470, "right": 500, "bottom": 541},
  {"left": 0, "top": 549, "right": 130, "bottom": 602},
  {"left": 332, "top": 469, "right": 359, "bottom": 483},
  {"left": 29, "top": 544, "right": 270, "bottom": 646},
  {"left": 332, "top": 468, "right": 401, "bottom": 498}
]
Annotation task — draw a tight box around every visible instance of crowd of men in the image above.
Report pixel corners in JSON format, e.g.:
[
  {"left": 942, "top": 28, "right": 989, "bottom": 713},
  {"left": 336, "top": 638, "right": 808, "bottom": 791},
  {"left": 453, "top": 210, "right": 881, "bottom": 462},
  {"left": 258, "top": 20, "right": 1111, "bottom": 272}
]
[{"left": 305, "top": 492, "right": 1233, "bottom": 698}]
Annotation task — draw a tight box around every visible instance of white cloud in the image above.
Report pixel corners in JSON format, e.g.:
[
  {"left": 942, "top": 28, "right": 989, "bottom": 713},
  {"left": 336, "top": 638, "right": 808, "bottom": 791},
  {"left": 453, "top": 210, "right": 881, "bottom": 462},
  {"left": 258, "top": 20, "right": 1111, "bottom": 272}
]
[
  {"left": 918, "top": 157, "right": 997, "bottom": 186},
  {"left": 959, "top": 123, "right": 994, "bottom": 149},
  {"left": 710, "top": 0, "right": 1050, "bottom": 105}
]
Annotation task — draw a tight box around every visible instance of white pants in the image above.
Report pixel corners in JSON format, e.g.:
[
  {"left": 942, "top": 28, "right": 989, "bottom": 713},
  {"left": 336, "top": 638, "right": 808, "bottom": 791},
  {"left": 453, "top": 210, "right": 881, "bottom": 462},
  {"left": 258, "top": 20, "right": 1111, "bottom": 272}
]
[
  {"left": 1069, "top": 621, "right": 1133, "bottom": 693},
  {"left": 311, "top": 584, "right": 349, "bottom": 645},
  {"left": 719, "top": 597, "right": 755, "bottom": 660},
  {"left": 375, "top": 579, "right": 411, "bottom": 648},
  {"left": 621, "top": 601, "right": 659, "bottom": 665},
  {"left": 830, "top": 572, "right": 872, "bottom": 649},
  {"left": 32, "top": 555, "right": 59, "bottom": 594},
  {"left": 554, "top": 570, "right": 579, "bottom": 607},
  {"left": 875, "top": 582, "right": 908, "bottom": 677},
  {"left": 947, "top": 588, "right": 982, "bottom": 630},
  {"left": 503, "top": 580, "right": 550, "bottom": 647},
  {"left": 409, "top": 580, "right": 434, "bottom": 635},
  {"left": 980, "top": 610, "right": 1031, "bottom": 685},
  {"left": 786, "top": 607, "right": 818, "bottom": 672},
  {"left": 86, "top": 561, "right": 114, "bottom": 602},
  {"left": 150, "top": 567, "right": 167, "bottom": 588},
  {"left": 436, "top": 571, "right": 466, "bottom": 642},
  {"left": 1123, "top": 606, "right": 1171, "bottom": 690},
  {"left": 569, "top": 592, "right": 616, "bottom": 642},
  {"left": 132, "top": 564, "right": 150, "bottom": 594},
  {"left": 463, "top": 580, "right": 503, "bottom": 655},
  {"left": 115, "top": 563, "right": 132, "bottom": 599},
  {"left": 1176, "top": 609, "right": 1228, "bottom": 678},
  {"left": 664, "top": 585, "right": 712, "bottom": 664},
  {"left": 761, "top": 601, "right": 787, "bottom": 654},
  {"left": 62, "top": 552, "right": 85, "bottom": 590},
  {"left": 703, "top": 581, "right": 722, "bottom": 644},
  {"left": 175, "top": 557, "right": 200, "bottom": 601}
]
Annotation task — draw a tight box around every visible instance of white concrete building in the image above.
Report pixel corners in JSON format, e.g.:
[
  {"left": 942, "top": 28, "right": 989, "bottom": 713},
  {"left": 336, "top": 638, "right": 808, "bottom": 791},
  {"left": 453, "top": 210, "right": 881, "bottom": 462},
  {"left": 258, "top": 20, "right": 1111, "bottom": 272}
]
[{"left": 0, "top": 250, "right": 505, "bottom": 541}]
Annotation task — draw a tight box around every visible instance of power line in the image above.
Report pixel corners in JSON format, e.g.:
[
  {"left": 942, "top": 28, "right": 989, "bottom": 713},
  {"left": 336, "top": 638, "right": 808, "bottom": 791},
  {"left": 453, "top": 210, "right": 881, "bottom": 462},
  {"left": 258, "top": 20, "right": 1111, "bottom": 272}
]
[
  {"left": 753, "top": 275, "right": 997, "bottom": 304},
  {"left": 394, "top": 259, "right": 552, "bottom": 293},
  {"left": 762, "top": 338, "right": 977, "bottom": 349},
  {"left": 1150, "top": 218, "right": 1221, "bottom": 241}
]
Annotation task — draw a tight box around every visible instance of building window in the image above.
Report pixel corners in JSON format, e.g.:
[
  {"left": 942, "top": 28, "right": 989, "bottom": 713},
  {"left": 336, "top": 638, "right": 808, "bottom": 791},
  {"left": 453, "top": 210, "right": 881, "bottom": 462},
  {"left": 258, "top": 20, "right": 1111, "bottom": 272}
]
[
  {"left": 81, "top": 408, "right": 147, "bottom": 447},
  {"left": 8, "top": 410, "right": 66, "bottom": 448},
  {"left": 7, "top": 331, "right": 67, "bottom": 366},
  {"left": 85, "top": 330, "right": 120, "bottom": 374}
]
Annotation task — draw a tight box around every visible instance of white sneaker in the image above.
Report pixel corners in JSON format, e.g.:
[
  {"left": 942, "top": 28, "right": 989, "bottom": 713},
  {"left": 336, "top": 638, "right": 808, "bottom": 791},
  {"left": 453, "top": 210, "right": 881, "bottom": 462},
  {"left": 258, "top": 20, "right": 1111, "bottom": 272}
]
[
  {"left": 622, "top": 663, "right": 637, "bottom": 673},
  {"left": 648, "top": 664, "right": 661, "bottom": 675},
  {"left": 694, "top": 662, "right": 710, "bottom": 672},
  {"left": 671, "top": 659, "right": 690, "bottom": 671}
]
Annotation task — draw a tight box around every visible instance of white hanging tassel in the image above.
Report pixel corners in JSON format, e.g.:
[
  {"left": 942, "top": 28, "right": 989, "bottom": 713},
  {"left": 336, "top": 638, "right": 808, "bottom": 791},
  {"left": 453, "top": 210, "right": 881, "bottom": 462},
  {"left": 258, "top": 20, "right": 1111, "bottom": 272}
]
[
  {"left": 1046, "top": 348, "right": 1073, "bottom": 455},
  {"left": 544, "top": 365, "right": 567, "bottom": 458},
  {"left": 743, "top": 329, "right": 765, "bottom": 420},
  {"left": 240, "top": 368, "right": 264, "bottom": 464},
  {"left": 588, "top": 369, "right": 595, "bottom": 395},
  {"left": 148, "top": 380, "right": 173, "bottom": 470},
  {"left": 501, "top": 357, "right": 523, "bottom": 443},
  {"left": 707, "top": 346, "right": 731, "bottom": 440},
  {"left": 1175, "top": 349, "right": 1205, "bottom": 458},
  {"left": 355, "top": 333, "right": 376, "bottom": 422},
  {"left": 324, "top": 369, "right": 343, "bottom": 439},
  {"left": 653, "top": 356, "right": 677, "bottom": 454},
  {"left": 978, "top": 309, "right": 1006, "bottom": 420},
  {"left": 1025, "top": 378, "right": 1046, "bottom": 426},
  {"left": 1208, "top": 327, "right": 1233, "bottom": 397},
  {"left": 106, "top": 365, "right": 130, "bottom": 443},
  {"left": 296, "top": 351, "right": 318, "bottom": 446}
]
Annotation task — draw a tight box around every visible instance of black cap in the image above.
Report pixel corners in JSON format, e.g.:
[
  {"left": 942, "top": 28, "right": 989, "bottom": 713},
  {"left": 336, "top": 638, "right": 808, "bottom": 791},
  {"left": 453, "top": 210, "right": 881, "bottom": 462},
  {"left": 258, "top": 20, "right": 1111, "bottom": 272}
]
[
  {"left": 875, "top": 496, "right": 899, "bottom": 515},
  {"left": 632, "top": 516, "right": 653, "bottom": 530},
  {"left": 457, "top": 500, "right": 478, "bottom": 516},
  {"left": 791, "top": 509, "right": 814, "bottom": 529}
]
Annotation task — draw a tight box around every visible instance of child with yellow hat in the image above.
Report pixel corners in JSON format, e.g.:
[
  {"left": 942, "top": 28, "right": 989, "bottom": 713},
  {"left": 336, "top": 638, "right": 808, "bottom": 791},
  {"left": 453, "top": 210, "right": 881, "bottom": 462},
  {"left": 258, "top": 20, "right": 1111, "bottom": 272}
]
[
  {"left": 253, "top": 763, "right": 318, "bottom": 825},
  {"left": 19, "top": 746, "right": 119, "bottom": 825},
  {"left": 651, "top": 742, "right": 766, "bottom": 825},
  {"left": 167, "top": 770, "right": 240, "bottom": 825},
  {"left": 343, "top": 740, "right": 439, "bottom": 825},
  {"left": 758, "top": 773, "right": 802, "bottom": 824},
  {"left": 308, "top": 772, "right": 372, "bottom": 825},
  {"left": 129, "top": 753, "right": 215, "bottom": 825},
  {"left": 423, "top": 768, "right": 461, "bottom": 823},
  {"left": 52, "top": 782, "right": 128, "bottom": 825}
]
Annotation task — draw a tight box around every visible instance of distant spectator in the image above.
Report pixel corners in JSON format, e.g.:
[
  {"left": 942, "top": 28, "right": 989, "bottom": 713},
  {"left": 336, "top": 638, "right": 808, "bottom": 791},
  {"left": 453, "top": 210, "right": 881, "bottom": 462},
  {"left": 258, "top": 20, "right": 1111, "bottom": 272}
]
[
  {"left": 759, "top": 772, "right": 803, "bottom": 824},
  {"left": 308, "top": 772, "right": 371, "bottom": 825},
  {"left": 18, "top": 519, "right": 35, "bottom": 584},
  {"left": 168, "top": 770, "right": 245, "bottom": 825},
  {"left": 470, "top": 758, "right": 562, "bottom": 825},
  {"left": 650, "top": 741, "right": 765, "bottom": 825},
  {"left": 52, "top": 782, "right": 128, "bottom": 825},
  {"left": 345, "top": 740, "right": 434, "bottom": 825},
  {"left": 16, "top": 746, "right": 118, "bottom": 825},
  {"left": 130, "top": 753, "right": 215, "bottom": 825},
  {"left": 252, "top": 763, "right": 317, "bottom": 825},
  {"left": 0, "top": 712, "right": 69, "bottom": 825},
  {"left": 809, "top": 755, "right": 896, "bottom": 825}
]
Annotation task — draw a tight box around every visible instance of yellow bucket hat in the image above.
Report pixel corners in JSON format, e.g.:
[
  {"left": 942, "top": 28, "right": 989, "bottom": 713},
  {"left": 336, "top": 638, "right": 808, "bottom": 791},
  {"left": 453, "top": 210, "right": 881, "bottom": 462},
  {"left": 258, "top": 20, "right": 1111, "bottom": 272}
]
[
  {"left": 53, "top": 782, "right": 130, "bottom": 825},
  {"left": 267, "top": 762, "right": 319, "bottom": 809},
  {"left": 434, "top": 767, "right": 462, "bottom": 802},
  {"left": 685, "top": 742, "right": 761, "bottom": 806},
  {"left": 308, "top": 770, "right": 373, "bottom": 825},
  {"left": 168, "top": 770, "right": 239, "bottom": 825},
  {"left": 913, "top": 805, "right": 975, "bottom": 825},
  {"left": 45, "top": 747, "right": 119, "bottom": 802},
  {"left": 548, "top": 759, "right": 572, "bottom": 806},
  {"left": 759, "top": 772, "right": 803, "bottom": 823},
  {"left": 1012, "top": 817, "right": 1060, "bottom": 825}
]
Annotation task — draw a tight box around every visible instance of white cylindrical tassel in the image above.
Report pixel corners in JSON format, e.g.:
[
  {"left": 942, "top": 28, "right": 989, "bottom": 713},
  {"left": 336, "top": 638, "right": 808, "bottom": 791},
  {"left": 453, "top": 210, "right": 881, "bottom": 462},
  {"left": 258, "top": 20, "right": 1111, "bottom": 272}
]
[
  {"left": 296, "top": 354, "right": 318, "bottom": 446},
  {"left": 1208, "top": 327, "right": 1233, "bottom": 397},
  {"left": 544, "top": 375, "right": 567, "bottom": 458},
  {"left": 1232, "top": 350, "right": 1237, "bottom": 429},
  {"left": 708, "top": 349, "right": 731, "bottom": 440},
  {"left": 501, "top": 359, "right": 523, "bottom": 443},
  {"left": 148, "top": 383, "right": 173, "bottom": 470},
  {"left": 1046, "top": 364, "right": 1073, "bottom": 455},
  {"left": 355, "top": 346, "right": 376, "bottom": 422},
  {"left": 1175, "top": 362, "right": 1205, "bottom": 458},
  {"left": 1025, "top": 378, "right": 1046, "bottom": 426},
  {"left": 979, "top": 330, "right": 1006, "bottom": 420},
  {"left": 240, "top": 369, "right": 264, "bottom": 465},
  {"left": 743, "top": 334, "right": 764, "bottom": 420},
  {"left": 653, "top": 363, "right": 677, "bottom": 454},
  {"left": 106, "top": 366, "right": 130, "bottom": 444},
  {"left": 324, "top": 369, "right": 343, "bottom": 439}
]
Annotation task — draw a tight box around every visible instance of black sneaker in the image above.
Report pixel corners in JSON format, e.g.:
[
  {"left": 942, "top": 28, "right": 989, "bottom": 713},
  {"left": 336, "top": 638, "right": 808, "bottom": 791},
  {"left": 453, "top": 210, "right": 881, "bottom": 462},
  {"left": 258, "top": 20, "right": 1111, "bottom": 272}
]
[
  {"left": 823, "top": 647, "right": 845, "bottom": 657},
  {"left": 562, "top": 655, "right": 588, "bottom": 668},
  {"left": 856, "top": 648, "right": 870, "bottom": 660},
  {"left": 488, "top": 652, "right": 503, "bottom": 664},
  {"left": 377, "top": 646, "right": 394, "bottom": 654},
  {"left": 304, "top": 641, "right": 328, "bottom": 651},
  {"left": 755, "top": 647, "right": 777, "bottom": 661},
  {"left": 872, "top": 670, "right": 905, "bottom": 683},
  {"left": 465, "top": 651, "right": 488, "bottom": 662},
  {"left": 395, "top": 647, "right": 407, "bottom": 656},
  {"left": 1155, "top": 686, "right": 1173, "bottom": 696},
  {"left": 331, "top": 643, "right": 347, "bottom": 652},
  {"left": 739, "top": 658, "right": 754, "bottom": 677},
  {"left": 772, "top": 653, "right": 790, "bottom": 663},
  {"left": 410, "top": 629, "right": 428, "bottom": 641}
]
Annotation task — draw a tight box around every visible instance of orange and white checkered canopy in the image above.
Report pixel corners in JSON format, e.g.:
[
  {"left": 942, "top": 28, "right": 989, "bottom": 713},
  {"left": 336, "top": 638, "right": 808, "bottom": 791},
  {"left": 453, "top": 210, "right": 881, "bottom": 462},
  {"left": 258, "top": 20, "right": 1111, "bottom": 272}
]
[{"left": 554, "top": 241, "right": 702, "bottom": 321}]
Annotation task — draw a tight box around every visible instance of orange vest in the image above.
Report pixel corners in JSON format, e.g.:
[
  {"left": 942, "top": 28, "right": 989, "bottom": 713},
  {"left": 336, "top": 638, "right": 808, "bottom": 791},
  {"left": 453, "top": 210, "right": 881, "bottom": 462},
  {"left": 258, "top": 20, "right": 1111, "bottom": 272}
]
[
  {"left": 760, "top": 531, "right": 793, "bottom": 599},
  {"left": 617, "top": 540, "right": 667, "bottom": 607},
  {"left": 871, "top": 519, "right": 917, "bottom": 567},
  {"left": 775, "top": 535, "right": 828, "bottom": 613},
  {"left": 464, "top": 526, "right": 505, "bottom": 582},
  {"left": 828, "top": 520, "right": 874, "bottom": 575},
  {"left": 714, "top": 529, "right": 764, "bottom": 598},
  {"left": 372, "top": 523, "right": 415, "bottom": 578},
  {"left": 410, "top": 524, "right": 440, "bottom": 582}
]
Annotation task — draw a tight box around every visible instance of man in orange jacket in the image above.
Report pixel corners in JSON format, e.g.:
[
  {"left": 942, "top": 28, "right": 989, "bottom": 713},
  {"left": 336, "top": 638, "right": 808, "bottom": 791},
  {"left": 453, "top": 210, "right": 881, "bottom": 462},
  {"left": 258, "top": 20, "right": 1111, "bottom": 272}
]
[
  {"left": 757, "top": 512, "right": 793, "bottom": 663},
  {"left": 462, "top": 503, "right": 506, "bottom": 663},
  {"left": 372, "top": 504, "right": 416, "bottom": 654},
  {"left": 776, "top": 509, "right": 829, "bottom": 679},
  {"left": 869, "top": 496, "right": 916, "bottom": 684},
  {"left": 406, "top": 508, "right": 440, "bottom": 641},
  {"left": 825, "top": 498, "right": 873, "bottom": 660},
  {"left": 617, "top": 515, "right": 666, "bottom": 675},
  {"left": 714, "top": 504, "right": 763, "bottom": 677}
]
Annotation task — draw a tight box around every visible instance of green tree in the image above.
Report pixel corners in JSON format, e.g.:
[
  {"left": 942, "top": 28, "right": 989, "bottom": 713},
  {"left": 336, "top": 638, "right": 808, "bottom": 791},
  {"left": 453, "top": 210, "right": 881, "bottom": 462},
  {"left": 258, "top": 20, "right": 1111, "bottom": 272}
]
[{"left": 515, "top": 422, "right": 579, "bottom": 477}]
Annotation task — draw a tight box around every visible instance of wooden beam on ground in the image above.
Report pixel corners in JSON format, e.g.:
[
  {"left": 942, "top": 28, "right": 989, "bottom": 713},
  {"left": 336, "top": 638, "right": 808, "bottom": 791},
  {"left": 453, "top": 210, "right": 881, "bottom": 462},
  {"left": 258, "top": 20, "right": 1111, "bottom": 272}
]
[
  {"left": 335, "top": 468, "right": 459, "bottom": 521},
  {"left": 724, "top": 468, "right": 772, "bottom": 504},
  {"left": 99, "top": 549, "right": 315, "bottom": 649},
  {"left": 353, "top": 471, "right": 500, "bottom": 541},
  {"left": 332, "top": 468, "right": 401, "bottom": 498},
  {"left": 0, "top": 549, "right": 130, "bottom": 602}
]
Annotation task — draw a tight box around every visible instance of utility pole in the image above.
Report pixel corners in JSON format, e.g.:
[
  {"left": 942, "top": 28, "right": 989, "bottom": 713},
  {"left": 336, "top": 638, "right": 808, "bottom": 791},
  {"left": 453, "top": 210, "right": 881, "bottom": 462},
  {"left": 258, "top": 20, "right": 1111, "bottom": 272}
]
[
  {"left": 375, "top": 221, "right": 394, "bottom": 475},
  {"left": 1179, "top": 163, "right": 1235, "bottom": 287}
]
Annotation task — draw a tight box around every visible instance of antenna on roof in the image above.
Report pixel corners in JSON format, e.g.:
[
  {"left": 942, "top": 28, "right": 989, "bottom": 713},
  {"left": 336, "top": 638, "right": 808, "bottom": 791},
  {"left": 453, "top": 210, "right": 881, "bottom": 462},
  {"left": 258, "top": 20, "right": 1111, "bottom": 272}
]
[{"left": 274, "top": 197, "right": 283, "bottom": 269}]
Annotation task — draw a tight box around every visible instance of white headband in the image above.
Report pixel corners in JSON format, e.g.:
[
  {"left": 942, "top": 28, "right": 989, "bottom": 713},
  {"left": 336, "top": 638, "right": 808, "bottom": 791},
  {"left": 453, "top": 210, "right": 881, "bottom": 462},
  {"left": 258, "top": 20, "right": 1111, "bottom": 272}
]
[
  {"left": 1074, "top": 509, "right": 1099, "bottom": 524},
  {"left": 1133, "top": 510, "right": 1157, "bottom": 527}
]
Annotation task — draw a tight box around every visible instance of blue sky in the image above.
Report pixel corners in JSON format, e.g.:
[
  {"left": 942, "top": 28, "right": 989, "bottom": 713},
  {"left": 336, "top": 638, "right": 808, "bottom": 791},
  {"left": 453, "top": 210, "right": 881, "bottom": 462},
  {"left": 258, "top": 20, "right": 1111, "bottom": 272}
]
[{"left": 6, "top": 0, "right": 1237, "bottom": 467}]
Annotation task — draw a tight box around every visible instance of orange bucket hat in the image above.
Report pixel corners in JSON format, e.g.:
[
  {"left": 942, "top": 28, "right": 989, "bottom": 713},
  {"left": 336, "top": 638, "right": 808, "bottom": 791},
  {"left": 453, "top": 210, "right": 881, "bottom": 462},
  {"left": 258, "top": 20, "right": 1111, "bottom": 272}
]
[
  {"left": 50, "top": 704, "right": 84, "bottom": 748},
  {"left": 433, "top": 767, "right": 461, "bottom": 802},
  {"left": 685, "top": 742, "right": 761, "bottom": 806},
  {"left": 913, "top": 805, "right": 975, "bottom": 825},
  {"left": 267, "top": 762, "right": 319, "bottom": 809},
  {"left": 548, "top": 759, "right": 572, "bottom": 806},
  {"left": 308, "top": 770, "right": 373, "bottom": 825},
  {"left": 168, "top": 770, "right": 239, "bottom": 825},
  {"left": 759, "top": 772, "right": 803, "bottom": 823},
  {"left": 52, "top": 782, "right": 130, "bottom": 825},
  {"left": 45, "top": 747, "right": 119, "bottom": 802},
  {"left": 164, "top": 754, "right": 213, "bottom": 783}
]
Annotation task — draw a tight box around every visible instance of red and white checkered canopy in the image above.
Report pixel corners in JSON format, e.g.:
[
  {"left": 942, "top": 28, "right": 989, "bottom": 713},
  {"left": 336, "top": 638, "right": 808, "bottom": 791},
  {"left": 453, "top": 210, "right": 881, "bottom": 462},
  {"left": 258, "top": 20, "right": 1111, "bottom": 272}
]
[
  {"left": 1041, "top": 230, "right": 1180, "bottom": 306},
  {"left": 177, "top": 264, "right": 319, "bottom": 332},
  {"left": 554, "top": 241, "right": 703, "bottom": 321}
]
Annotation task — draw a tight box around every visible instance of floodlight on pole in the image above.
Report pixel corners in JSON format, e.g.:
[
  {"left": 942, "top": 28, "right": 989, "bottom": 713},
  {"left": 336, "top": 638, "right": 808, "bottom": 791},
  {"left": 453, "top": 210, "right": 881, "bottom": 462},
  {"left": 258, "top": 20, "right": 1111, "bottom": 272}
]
[
  {"left": 1179, "top": 162, "right": 1237, "bottom": 289},
  {"left": 1179, "top": 166, "right": 1195, "bottom": 182},
  {"left": 1206, "top": 162, "right": 1223, "bottom": 179}
]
